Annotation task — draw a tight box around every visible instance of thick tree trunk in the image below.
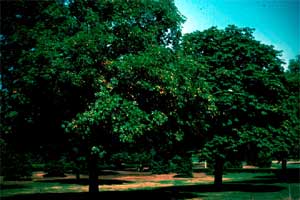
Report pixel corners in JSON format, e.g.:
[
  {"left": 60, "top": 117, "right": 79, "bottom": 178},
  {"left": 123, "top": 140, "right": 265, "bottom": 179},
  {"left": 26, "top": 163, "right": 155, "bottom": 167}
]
[
  {"left": 279, "top": 151, "right": 288, "bottom": 181},
  {"left": 75, "top": 169, "right": 80, "bottom": 181},
  {"left": 88, "top": 154, "right": 99, "bottom": 193},
  {"left": 214, "top": 157, "right": 224, "bottom": 189},
  {"left": 281, "top": 158, "right": 287, "bottom": 181}
]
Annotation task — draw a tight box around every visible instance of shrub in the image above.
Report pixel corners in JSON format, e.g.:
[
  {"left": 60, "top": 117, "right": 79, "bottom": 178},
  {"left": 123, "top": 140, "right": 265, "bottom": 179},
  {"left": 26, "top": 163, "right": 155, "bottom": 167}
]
[
  {"left": 110, "top": 152, "right": 129, "bottom": 169},
  {"left": 169, "top": 155, "right": 193, "bottom": 177},
  {"left": 256, "top": 157, "right": 272, "bottom": 168},
  {"left": 1, "top": 152, "right": 32, "bottom": 180},
  {"left": 44, "top": 160, "right": 66, "bottom": 177},
  {"left": 247, "top": 153, "right": 272, "bottom": 168},
  {"left": 224, "top": 160, "right": 243, "bottom": 169},
  {"left": 151, "top": 159, "right": 169, "bottom": 174}
]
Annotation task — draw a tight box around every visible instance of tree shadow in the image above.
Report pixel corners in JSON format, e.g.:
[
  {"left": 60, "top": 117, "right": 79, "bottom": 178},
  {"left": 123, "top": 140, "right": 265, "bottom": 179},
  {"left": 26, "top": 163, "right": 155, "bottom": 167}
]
[
  {"left": 0, "top": 184, "right": 28, "bottom": 190},
  {"left": 232, "top": 168, "right": 300, "bottom": 184},
  {"left": 36, "top": 178, "right": 130, "bottom": 185},
  {"left": 98, "top": 170, "right": 120, "bottom": 176},
  {"left": 3, "top": 168, "right": 295, "bottom": 200},
  {"left": 1, "top": 191, "right": 203, "bottom": 200},
  {"left": 165, "top": 183, "right": 285, "bottom": 193},
  {"left": 1, "top": 183, "right": 285, "bottom": 200}
]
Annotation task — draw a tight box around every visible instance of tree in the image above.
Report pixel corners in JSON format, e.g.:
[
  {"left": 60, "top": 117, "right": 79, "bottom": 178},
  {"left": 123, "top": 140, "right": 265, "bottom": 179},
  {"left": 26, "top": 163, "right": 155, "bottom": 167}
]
[
  {"left": 1, "top": 0, "right": 185, "bottom": 193},
  {"left": 64, "top": 44, "right": 210, "bottom": 191},
  {"left": 181, "top": 25, "right": 291, "bottom": 187},
  {"left": 288, "top": 55, "right": 300, "bottom": 73},
  {"left": 282, "top": 55, "right": 300, "bottom": 173}
]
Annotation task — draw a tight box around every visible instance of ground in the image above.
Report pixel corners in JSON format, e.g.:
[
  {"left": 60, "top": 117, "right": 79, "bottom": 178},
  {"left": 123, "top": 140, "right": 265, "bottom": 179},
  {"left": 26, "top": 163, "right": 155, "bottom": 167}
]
[
  {"left": 1, "top": 170, "right": 223, "bottom": 194},
  {"left": 1, "top": 167, "right": 300, "bottom": 200}
]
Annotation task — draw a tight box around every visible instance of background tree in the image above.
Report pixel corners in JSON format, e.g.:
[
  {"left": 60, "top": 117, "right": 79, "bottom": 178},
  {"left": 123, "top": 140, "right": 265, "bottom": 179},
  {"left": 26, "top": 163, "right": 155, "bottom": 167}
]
[
  {"left": 287, "top": 55, "right": 300, "bottom": 73},
  {"left": 282, "top": 55, "right": 300, "bottom": 172},
  {"left": 0, "top": 1, "right": 54, "bottom": 179},
  {"left": 181, "top": 25, "right": 291, "bottom": 187}
]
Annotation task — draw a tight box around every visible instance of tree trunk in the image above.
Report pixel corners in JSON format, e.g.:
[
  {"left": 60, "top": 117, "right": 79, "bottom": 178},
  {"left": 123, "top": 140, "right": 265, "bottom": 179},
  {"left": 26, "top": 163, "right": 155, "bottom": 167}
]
[
  {"left": 280, "top": 151, "right": 288, "bottom": 181},
  {"left": 214, "top": 157, "right": 224, "bottom": 189},
  {"left": 281, "top": 158, "right": 287, "bottom": 181},
  {"left": 88, "top": 154, "right": 99, "bottom": 193},
  {"left": 75, "top": 169, "right": 80, "bottom": 181}
]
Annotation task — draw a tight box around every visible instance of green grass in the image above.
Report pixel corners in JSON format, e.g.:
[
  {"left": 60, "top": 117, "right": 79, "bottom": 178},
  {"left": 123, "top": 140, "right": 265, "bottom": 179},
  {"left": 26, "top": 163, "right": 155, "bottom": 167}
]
[
  {"left": 271, "top": 162, "right": 300, "bottom": 169},
  {"left": 158, "top": 179, "right": 188, "bottom": 186},
  {"left": 182, "top": 182, "right": 300, "bottom": 200},
  {"left": 1, "top": 170, "right": 299, "bottom": 200},
  {"left": 0, "top": 181, "right": 85, "bottom": 197}
]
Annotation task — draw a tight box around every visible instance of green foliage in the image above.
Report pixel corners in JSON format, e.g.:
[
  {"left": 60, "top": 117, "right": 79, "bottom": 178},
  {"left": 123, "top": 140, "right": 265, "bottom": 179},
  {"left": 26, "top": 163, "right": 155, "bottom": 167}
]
[
  {"left": 44, "top": 160, "right": 66, "bottom": 177},
  {"left": 1, "top": 144, "right": 32, "bottom": 180},
  {"left": 31, "top": 163, "right": 45, "bottom": 171},
  {"left": 169, "top": 155, "right": 193, "bottom": 177},
  {"left": 151, "top": 159, "right": 170, "bottom": 174},
  {"left": 256, "top": 154, "right": 272, "bottom": 168},
  {"left": 246, "top": 152, "right": 272, "bottom": 168},
  {"left": 288, "top": 55, "right": 300, "bottom": 73},
  {"left": 110, "top": 152, "right": 129, "bottom": 168},
  {"left": 1, "top": 0, "right": 297, "bottom": 189},
  {"left": 110, "top": 151, "right": 151, "bottom": 170},
  {"left": 223, "top": 160, "right": 243, "bottom": 169},
  {"left": 64, "top": 86, "right": 152, "bottom": 144},
  {"left": 182, "top": 25, "right": 290, "bottom": 167},
  {"left": 129, "top": 152, "right": 152, "bottom": 166},
  {"left": 1, "top": 141, "right": 32, "bottom": 181},
  {"left": 283, "top": 55, "right": 300, "bottom": 159},
  {"left": 1, "top": 0, "right": 184, "bottom": 154},
  {"left": 150, "top": 150, "right": 193, "bottom": 176}
]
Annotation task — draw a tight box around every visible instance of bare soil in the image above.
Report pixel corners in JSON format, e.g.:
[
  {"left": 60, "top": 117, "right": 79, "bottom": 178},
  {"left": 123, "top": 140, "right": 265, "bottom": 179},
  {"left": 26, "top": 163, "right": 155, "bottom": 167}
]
[{"left": 27, "top": 170, "right": 228, "bottom": 192}]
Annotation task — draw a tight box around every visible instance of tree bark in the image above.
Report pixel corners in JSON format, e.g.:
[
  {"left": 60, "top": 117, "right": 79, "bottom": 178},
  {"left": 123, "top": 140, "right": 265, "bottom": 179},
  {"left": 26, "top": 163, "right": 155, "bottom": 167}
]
[
  {"left": 75, "top": 168, "right": 80, "bottom": 181},
  {"left": 88, "top": 154, "right": 99, "bottom": 193},
  {"left": 281, "top": 158, "right": 287, "bottom": 180},
  {"left": 281, "top": 158, "right": 287, "bottom": 181},
  {"left": 214, "top": 157, "right": 224, "bottom": 189},
  {"left": 279, "top": 151, "right": 288, "bottom": 181}
]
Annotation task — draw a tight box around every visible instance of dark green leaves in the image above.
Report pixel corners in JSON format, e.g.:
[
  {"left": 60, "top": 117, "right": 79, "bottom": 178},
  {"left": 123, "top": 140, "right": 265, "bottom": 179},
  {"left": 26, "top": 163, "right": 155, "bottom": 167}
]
[{"left": 182, "top": 25, "right": 290, "bottom": 161}]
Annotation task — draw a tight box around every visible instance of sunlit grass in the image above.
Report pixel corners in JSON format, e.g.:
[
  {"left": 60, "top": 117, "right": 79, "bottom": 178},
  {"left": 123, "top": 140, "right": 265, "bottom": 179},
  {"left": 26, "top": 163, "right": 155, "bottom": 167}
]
[{"left": 1, "top": 169, "right": 299, "bottom": 200}]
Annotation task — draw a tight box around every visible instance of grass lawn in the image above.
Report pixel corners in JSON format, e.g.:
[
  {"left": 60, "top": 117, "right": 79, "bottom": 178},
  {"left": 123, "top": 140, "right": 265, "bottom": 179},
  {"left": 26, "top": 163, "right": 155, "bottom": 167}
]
[{"left": 1, "top": 169, "right": 299, "bottom": 200}]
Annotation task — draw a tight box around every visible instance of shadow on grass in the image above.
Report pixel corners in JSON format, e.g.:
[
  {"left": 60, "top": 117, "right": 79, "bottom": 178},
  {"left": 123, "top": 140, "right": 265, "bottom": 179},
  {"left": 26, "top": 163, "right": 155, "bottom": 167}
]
[
  {"left": 36, "top": 178, "right": 131, "bottom": 185},
  {"left": 0, "top": 184, "right": 28, "bottom": 190},
  {"left": 231, "top": 168, "right": 300, "bottom": 184},
  {"left": 3, "top": 168, "right": 296, "bottom": 199},
  {"left": 1, "top": 191, "right": 201, "bottom": 200},
  {"left": 1, "top": 183, "right": 285, "bottom": 200},
  {"left": 98, "top": 170, "right": 120, "bottom": 176},
  {"left": 168, "top": 183, "right": 286, "bottom": 193}
]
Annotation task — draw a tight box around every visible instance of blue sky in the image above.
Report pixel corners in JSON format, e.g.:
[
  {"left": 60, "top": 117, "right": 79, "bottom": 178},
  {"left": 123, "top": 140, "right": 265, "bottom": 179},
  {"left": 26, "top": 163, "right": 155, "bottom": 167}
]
[{"left": 175, "top": 0, "right": 300, "bottom": 66}]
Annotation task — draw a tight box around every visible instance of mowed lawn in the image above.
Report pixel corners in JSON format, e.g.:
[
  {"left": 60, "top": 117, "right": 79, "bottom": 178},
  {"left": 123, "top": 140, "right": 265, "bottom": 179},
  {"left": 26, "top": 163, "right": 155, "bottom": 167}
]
[{"left": 1, "top": 167, "right": 300, "bottom": 200}]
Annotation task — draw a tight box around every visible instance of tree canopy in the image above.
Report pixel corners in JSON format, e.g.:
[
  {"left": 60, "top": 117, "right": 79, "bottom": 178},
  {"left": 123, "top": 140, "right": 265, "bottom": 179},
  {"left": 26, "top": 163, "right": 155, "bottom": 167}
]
[
  {"left": 1, "top": 0, "right": 184, "bottom": 150},
  {"left": 0, "top": 0, "right": 297, "bottom": 192},
  {"left": 181, "top": 25, "right": 291, "bottom": 186},
  {"left": 284, "top": 55, "right": 300, "bottom": 160}
]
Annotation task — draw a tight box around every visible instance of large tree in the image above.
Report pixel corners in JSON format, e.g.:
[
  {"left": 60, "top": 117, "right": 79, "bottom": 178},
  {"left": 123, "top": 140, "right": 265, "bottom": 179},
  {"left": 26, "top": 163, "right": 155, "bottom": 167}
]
[
  {"left": 283, "top": 55, "right": 300, "bottom": 164},
  {"left": 1, "top": 0, "right": 186, "bottom": 192},
  {"left": 64, "top": 44, "right": 211, "bottom": 192},
  {"left": 181, "top": 25, "right": 291, "bottom": 187},
  {"left": 1, "top": 0, "right": 184, "bottom": 148}
]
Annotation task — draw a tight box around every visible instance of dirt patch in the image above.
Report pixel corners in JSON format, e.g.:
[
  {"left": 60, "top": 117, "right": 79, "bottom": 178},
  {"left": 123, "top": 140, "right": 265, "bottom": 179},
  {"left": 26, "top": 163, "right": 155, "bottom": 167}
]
[
  {"left": 243, "top": 165, "right": 258, "bottom": 169},
  {"left": 101, "top": 182, "right": 174, "bottom": 191},
  {"left": 98, "top": 172, "right": 206, "bottom": 191},
  {"left": 3, "top": 171, "right": 229, "bottom": 193},
  {"left": 99, "top": 171, "right": 229, "bottom": 191},
  {"left": 31, "top": 170, "right": 226, "bottom": 184}
]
